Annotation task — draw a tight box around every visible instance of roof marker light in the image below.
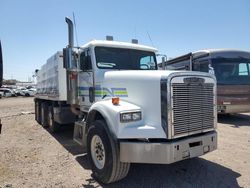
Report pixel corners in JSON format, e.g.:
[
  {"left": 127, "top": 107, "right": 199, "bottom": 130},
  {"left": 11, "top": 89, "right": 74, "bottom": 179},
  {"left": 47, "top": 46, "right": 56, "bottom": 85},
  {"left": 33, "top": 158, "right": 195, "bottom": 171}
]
[
  {"left": 106, "top": 36, "right": 114, "bottom": 41},
  {"left": 132, "top": 39, "right": 138, "bottom": 44}
]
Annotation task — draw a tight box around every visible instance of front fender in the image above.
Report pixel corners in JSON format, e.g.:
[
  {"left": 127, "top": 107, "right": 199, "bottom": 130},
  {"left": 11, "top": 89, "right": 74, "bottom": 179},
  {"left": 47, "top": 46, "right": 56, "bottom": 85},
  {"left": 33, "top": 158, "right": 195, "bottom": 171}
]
[{"left": 88, "top": 99, "right": 142, "bottom": 138}]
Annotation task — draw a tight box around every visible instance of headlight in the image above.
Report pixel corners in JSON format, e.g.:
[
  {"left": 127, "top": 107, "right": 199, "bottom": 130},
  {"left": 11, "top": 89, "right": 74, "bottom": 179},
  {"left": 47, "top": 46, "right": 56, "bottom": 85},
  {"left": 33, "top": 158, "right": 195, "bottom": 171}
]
[{"left": 120, "top": 111, "right": 142, "bottom": 123}]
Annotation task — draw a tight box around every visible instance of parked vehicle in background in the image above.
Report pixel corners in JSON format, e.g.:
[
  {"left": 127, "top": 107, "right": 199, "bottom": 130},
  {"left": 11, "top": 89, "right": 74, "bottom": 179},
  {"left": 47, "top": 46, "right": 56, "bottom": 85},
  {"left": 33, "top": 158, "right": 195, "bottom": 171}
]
[
  {"left": 23, "top": 89, "right": 36, "bottom": 97},
  {"left": 25, "top": 88, "right": 36, "bottom": 96},
  {"left": 12, "top": 88, "right": 24, "bottom": 96},
  {"left": 18, "top": 87, "right": 36, "bottom": 97},
  {"left": 34, "top": 17, "right": 217, "bottom": 183},
  {"left": 1, "top": 87, "right": 37, "bottom": 97},
  {"left": 166, "top": 49, "right": 250, "bottom": 114},
  {"left": 0, "top": 88, "right": 16, "bottom": 97}
]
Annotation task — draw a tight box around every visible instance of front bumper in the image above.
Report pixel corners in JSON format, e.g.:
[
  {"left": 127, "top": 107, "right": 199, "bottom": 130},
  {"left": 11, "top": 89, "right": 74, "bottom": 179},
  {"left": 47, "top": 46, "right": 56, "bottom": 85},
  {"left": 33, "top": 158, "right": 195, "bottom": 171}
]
[{"left": 120, "top": 131, "right": 217, "bottom": 164}]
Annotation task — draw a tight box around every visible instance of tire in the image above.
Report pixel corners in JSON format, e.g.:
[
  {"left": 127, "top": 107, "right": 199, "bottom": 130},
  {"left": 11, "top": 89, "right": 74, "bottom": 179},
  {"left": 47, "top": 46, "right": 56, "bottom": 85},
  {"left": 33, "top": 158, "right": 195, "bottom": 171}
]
[
  {"left": 36, "top": 101, "right": 42, "bottom": 124},
  {"left": 47, "top": 106, "right": 60, "bottom": 133},
  {"left": 35, "top": 100, "right": 40, "bottom": 123},
  {"left": 41, "top": 103, "right": 49, "bottom": 127},
  {"left": 87, "top": 120, "right": 130, "bottom": 184}
]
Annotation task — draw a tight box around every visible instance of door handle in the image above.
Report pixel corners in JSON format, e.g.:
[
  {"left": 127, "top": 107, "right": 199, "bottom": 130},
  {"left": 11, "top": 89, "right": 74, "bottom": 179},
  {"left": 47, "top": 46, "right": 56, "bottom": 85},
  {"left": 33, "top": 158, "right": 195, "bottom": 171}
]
[{"left": 89, "top": 87, "right": 95, "bottom": 103}]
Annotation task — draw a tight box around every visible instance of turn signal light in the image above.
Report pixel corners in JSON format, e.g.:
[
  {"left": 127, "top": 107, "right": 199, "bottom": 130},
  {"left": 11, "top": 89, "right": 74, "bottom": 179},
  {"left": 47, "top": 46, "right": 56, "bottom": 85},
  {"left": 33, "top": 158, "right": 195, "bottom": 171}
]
[{"left": 112, "top": 97, "right": 120, "bottom": 105}]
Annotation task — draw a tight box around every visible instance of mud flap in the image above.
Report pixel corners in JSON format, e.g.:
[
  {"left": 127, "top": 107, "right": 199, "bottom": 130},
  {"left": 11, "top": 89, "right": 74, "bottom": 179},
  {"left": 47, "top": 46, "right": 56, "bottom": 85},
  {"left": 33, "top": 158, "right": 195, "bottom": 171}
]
[{"left": 73, "top": 121, "right": 87, "bottom": 152}]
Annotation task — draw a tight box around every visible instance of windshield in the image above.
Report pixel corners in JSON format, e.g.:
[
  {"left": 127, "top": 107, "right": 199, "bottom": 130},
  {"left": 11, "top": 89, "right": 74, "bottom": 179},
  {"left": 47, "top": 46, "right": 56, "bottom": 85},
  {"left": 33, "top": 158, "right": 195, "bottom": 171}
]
[
  {"left": 95, "top": 47, "right": 157, "bottom": 70},
  {"left": 212, "top": 57, "right": 250, "bottom": 85}
]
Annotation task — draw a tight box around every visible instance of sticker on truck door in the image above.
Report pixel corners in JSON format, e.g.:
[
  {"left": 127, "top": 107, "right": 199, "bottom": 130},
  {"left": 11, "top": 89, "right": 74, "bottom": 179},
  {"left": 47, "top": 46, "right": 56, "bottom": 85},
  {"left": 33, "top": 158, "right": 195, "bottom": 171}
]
[{"left": 78, "top": 86, "right": 128, "bottom": 98}]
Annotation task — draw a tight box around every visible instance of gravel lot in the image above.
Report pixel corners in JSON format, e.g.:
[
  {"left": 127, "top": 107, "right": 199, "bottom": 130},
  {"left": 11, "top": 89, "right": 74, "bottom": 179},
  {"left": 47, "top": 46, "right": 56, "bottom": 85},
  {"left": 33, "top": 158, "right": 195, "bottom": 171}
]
[{"left": 0, "top": 97, "right": 250, "bottom": 188}]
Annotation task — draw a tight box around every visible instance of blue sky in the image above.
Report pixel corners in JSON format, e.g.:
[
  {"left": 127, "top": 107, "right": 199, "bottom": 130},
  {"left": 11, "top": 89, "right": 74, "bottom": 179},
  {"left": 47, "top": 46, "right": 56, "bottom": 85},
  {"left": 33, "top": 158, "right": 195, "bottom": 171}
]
[{"left": 1, "top": 0, "right": 250, "bottom": 81}]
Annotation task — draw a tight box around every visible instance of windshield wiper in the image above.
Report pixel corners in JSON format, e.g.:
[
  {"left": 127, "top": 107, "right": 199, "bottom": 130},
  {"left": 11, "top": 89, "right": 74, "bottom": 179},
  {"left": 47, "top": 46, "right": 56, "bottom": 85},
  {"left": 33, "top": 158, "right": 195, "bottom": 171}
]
[{"left": 97, "top": 62, "right": 116, "bottom": 68}]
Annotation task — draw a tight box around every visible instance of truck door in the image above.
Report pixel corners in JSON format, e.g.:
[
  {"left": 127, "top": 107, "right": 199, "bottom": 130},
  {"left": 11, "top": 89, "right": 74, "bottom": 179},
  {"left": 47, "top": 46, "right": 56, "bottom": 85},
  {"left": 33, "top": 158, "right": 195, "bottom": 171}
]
[{"left": 78, "top": 49, "right": 94, "bottom": 110}]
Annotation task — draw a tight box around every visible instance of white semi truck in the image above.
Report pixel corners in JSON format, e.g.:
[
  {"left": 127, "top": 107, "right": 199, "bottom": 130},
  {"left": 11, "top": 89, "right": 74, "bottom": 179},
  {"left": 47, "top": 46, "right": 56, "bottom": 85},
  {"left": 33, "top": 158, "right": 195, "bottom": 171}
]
[{"left": 35, "top": 17, "right": 217, "bottom": 184}]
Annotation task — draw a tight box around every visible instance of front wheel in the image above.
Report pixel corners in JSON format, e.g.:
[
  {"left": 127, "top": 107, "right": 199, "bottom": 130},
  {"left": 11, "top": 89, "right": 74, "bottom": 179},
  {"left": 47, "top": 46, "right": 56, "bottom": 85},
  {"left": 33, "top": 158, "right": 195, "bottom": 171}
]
[{"left": 87, "top": 120, "right": 130, "bottom": 184}]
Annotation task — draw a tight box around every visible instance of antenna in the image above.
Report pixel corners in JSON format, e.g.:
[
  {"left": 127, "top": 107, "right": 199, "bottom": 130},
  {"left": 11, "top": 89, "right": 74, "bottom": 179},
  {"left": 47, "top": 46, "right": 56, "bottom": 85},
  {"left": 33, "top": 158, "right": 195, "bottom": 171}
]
[
  {"left": 147, "top": 31, "right": 154, "bottom": 47},
  {"left": 134, "top": 26, "right": 137, "bottom": 39},
  {"left": 72, "top": 12, "right": 79, "bottom": 47}
]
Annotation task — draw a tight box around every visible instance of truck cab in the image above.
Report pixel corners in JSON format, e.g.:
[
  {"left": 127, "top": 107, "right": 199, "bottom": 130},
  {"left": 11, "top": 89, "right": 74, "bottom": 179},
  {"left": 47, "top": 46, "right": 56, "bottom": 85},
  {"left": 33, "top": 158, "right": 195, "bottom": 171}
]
[{"left": 75, "top": 40, "right": 157, "bottom": 110}]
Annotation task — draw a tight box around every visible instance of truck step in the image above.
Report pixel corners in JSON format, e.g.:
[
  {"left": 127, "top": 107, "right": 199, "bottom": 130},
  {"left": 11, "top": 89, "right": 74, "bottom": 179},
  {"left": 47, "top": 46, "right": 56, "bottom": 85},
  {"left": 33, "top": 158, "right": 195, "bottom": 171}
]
[{"left": 73, "top": 121, "right": 87, "bottom": 151}]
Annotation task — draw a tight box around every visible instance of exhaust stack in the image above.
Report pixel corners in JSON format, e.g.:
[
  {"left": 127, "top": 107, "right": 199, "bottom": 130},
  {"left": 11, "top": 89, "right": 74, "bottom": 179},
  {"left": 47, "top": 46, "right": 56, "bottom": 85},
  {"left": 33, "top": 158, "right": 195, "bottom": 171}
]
[
  {"left": 65, "top": 17, "right": 74, "bottom": 48},
  {"left": 64, "top": 17, "right": 78, "bottom": 105}
]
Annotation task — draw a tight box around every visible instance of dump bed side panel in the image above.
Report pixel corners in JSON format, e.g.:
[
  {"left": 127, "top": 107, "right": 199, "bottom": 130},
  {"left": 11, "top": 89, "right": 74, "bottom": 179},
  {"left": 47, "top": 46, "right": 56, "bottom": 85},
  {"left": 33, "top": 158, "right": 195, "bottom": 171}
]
[{"left": 36, "top": 51, "right": 67, "bottom": 101}]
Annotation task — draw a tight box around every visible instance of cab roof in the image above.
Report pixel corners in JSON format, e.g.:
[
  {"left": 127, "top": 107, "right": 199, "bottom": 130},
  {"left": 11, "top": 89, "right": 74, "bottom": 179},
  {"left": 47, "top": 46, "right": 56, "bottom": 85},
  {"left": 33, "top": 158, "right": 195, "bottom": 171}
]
[{"left": 81, "top": 40, "right": 158, "bottom": 53}]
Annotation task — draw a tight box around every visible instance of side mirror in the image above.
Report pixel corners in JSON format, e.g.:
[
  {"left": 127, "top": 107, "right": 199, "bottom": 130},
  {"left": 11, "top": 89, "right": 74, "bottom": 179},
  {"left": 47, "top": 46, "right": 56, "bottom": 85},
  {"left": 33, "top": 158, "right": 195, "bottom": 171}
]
[
  {"left": 161, "top": 57, "right": 166, "bottom": 70},
  {"left": 156, "top": 54, "right": 167, "bottom": 70},
  {"left": 80, "top": 54, "right": 92, "bottom": 71},
  {"left": 63, "top": 48, "right": 71, "bottom": 69},
  {"left": 63, "top": 48, "right": 79, "bottom": 70}
]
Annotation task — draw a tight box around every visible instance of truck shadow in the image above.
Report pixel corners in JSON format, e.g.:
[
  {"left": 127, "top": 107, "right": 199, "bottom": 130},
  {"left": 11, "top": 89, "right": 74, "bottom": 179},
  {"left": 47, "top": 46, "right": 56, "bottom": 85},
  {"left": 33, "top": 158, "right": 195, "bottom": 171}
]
[
  {"left": 83, "top": 158, "right": 241, "bottom": 188},
  {"left": 47, "top": 125, "right": 92, "bottom": 169},
  {"left": 48, "top": 126, "right": 241, "bottom": 188},
  {"left": 218, "top": 113, "right": 250, "bottom": 127}
]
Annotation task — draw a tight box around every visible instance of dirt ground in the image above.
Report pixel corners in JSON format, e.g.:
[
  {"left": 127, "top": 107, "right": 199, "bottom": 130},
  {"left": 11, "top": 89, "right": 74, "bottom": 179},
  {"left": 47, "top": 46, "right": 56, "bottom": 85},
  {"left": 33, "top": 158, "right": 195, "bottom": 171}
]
[{"left": 0, "top": 97, "right": 250, "bottom": 188}]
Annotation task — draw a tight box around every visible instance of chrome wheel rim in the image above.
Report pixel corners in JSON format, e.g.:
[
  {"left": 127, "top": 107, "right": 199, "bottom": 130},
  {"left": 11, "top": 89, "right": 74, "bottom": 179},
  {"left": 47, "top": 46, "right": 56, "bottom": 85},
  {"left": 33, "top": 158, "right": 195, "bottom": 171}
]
[{"left": 91, "top": 135, "right": 105, "bottom": 169}]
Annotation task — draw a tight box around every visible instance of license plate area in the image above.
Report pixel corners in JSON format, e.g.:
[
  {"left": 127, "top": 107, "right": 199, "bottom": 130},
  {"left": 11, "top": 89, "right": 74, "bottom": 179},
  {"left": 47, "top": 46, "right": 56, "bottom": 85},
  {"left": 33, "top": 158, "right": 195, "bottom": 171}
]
[{"left": 189, "top": 141, "right": 202, "bottom": 148}]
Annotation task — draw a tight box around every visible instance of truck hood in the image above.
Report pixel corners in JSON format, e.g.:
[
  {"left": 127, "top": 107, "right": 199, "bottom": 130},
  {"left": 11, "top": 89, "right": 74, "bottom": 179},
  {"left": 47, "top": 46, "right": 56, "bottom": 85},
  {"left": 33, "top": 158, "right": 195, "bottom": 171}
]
[
  {"left": 101, "top": 70, "right": 215, "bottom": 136},
  {"left": 104, "top": 70, "right": 178, "bottom": 83},
  {"left": 103, "top": 70, "right": 214, "bottom": 84},
  {"left": 102, "top": 70, "right": 172, "bottom": 138}
]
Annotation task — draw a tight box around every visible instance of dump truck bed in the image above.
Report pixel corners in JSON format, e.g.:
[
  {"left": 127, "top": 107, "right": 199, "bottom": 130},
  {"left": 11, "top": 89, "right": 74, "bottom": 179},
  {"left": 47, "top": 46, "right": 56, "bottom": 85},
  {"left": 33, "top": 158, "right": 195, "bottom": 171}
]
[{"left": 36, "top": 51, "right": 67, "bottom": 101}]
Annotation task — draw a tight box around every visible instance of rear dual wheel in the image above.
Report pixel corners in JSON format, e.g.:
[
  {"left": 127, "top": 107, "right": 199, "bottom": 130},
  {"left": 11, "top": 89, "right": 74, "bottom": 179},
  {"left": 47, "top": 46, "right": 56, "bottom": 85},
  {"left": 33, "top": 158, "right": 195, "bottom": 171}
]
[
  {"left": 41, "top": 103, "right": 49, "bottom": 127},
  {"left": 40, "top": 103, "right": 59, "bottom": 133},
  {"left": 47, "top": 106, "right": 59, "bottom": 133},
  {"left": 35, "top": 100, "right": 41, "bottom": 124}
]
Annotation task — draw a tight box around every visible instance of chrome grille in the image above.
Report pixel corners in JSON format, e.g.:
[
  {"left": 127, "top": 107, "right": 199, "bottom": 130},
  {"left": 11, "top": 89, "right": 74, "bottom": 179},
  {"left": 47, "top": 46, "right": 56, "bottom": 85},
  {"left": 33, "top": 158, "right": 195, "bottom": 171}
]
[{"left": 172, "top": 82, "right": 214, "bottom": 137}]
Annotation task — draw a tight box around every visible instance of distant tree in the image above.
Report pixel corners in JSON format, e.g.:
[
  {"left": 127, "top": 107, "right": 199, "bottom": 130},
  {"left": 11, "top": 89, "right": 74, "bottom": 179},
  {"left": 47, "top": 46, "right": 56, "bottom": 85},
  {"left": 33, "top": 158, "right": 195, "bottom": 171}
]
[{"left": 3, "top": 79, "right": 17, "bottom": 85}]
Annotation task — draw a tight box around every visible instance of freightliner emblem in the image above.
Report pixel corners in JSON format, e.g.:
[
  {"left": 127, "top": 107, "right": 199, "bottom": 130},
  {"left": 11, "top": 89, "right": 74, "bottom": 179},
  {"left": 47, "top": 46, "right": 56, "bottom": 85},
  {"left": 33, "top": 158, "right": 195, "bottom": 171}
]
[{"left": 184, "top": 77, "right": 205, "bottom": 84}]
